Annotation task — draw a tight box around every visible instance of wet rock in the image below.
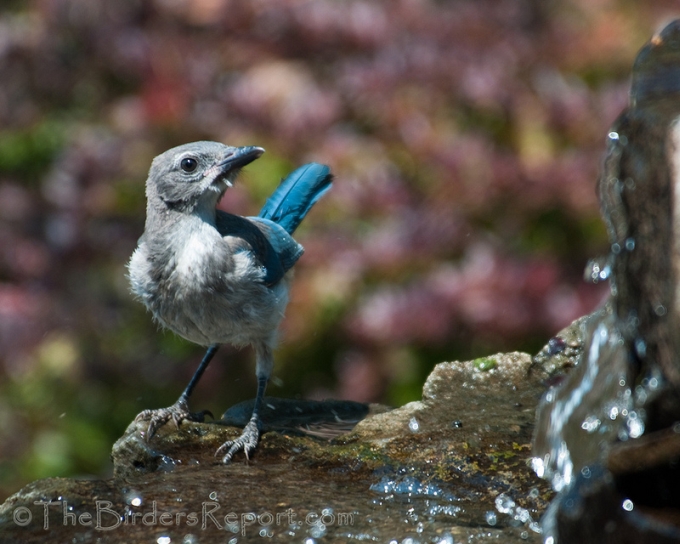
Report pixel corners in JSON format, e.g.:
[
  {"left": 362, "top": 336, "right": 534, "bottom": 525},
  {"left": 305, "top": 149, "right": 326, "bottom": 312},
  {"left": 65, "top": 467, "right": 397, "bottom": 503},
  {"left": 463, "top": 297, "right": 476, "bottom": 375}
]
[
  {"left": 0, "top": 352, "right": 552, "bottom": 543},
  {"left": 531, "top": 309, "right": 598, "bottom": 380},
  {"left": 532, "top": 19, "right": 680, "bottom": 542}
]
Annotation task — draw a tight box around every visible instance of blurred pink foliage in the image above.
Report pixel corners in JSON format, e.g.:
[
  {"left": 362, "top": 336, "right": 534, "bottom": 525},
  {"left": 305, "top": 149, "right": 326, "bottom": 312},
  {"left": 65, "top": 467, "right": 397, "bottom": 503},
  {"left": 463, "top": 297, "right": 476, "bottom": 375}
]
[{"left": 0, "top": 0, "right": 677, "bottom": 493}]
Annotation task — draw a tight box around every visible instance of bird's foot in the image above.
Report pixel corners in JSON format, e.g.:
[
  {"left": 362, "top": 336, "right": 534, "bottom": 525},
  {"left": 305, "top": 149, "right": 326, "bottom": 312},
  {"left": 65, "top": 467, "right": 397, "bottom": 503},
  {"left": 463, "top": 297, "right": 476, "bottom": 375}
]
[
  {"left": 215, "top": 419, "right": 261, "bottom": 463},
  {"left": 135, "top": 399, "right": 211, "bottom": 441}
]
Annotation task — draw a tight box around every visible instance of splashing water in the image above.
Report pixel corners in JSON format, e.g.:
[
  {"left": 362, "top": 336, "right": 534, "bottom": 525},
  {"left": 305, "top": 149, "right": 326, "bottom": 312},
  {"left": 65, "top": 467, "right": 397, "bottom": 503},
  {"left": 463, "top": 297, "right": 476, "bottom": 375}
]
[
  {"left": 532, "top": 307, "right": 640, "bottom": 492},
  {"left": 370, "top": 475, "right": 458, "bottom": 502},
  {"left": 493, "top": 493, "right": 542, "bottom": 534}
]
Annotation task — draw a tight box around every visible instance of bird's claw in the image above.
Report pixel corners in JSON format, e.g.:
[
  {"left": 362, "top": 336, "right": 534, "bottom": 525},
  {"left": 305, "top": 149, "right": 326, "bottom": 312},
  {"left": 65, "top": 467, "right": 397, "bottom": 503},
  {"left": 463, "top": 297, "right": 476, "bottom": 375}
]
[
  {"left": 135, "top": 401, "right": 212, "bottom": 441},
  {"left": 215, "top": 420, "right": 260, "bottom": 463}
]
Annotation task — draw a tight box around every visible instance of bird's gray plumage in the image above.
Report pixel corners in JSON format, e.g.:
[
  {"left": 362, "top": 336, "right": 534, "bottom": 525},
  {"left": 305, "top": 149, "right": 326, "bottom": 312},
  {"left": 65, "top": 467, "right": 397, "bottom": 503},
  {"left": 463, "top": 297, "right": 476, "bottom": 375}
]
[{"left": 128, "top": 141, "right": 332, "bottom": 462}]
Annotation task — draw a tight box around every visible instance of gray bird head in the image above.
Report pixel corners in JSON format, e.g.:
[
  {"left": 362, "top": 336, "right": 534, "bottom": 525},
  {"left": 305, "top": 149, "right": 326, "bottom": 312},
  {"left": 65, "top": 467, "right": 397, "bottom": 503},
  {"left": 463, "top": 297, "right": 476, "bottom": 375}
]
[{"left": 146, "top": 141, "right": 264, "bottom": 213}]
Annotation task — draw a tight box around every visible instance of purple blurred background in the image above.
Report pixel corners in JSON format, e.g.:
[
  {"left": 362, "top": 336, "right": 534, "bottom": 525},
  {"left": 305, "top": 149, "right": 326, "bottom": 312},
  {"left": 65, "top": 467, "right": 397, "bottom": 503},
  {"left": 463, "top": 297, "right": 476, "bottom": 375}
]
[{"left": 0, "top": 0, "right": 677, "bottom": 497}]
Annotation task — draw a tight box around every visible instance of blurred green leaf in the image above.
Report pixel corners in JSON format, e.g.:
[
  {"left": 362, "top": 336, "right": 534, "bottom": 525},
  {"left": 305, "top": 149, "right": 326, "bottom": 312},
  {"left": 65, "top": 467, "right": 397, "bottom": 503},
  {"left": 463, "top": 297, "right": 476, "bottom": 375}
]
[{"left": 0, "top": 120, "right": 65, "bottom": 181}]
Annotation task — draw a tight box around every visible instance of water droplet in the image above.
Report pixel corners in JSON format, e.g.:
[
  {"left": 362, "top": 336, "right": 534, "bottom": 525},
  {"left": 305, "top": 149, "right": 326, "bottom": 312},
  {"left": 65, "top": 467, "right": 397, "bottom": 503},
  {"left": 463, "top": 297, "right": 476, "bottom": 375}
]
[
  {"left": 611, "top": 243, "right": 621, "bottom": 254},
  {"left": 581, "top": 415, "right": 601, "bottom": 433},
  {"left": 625, "top": 238, "right": 635, "bottom": 251},
  {"left": 182, "top": 536, "right": 197, "bottom": 544},
  {"left": 581, "top": 466, "right": 591, "bottom": 479},
  {"left": 655, "top": 304, "right": 667, "bottom": 316},
  {"left": 495, "top": 493, "right": 516, "bottom": 514},
  {"left": 608, "top": 131, "right": 619, "bottom": 141},
  {"left": 585, "top": 259, "right": 611, "bottom": 283},
  {"left": 408, "top": 417, "right": 420, "bottom": 432},
  {"left": 485, "top": 511, "right": 497, "bottom": 526},
  {"left": 124, "top": 490, "right": 142, "bottom": 507},
  {"left": 626, "top": 411, "right": 645, "bottom": 439},
  {"left": 599, "top": 265, "right": 611, "bottom": 280},
  {"left": 209, "top": 491, "right": 218, "bottom": 501},
  {"left": 516, "top": 507, "right": 532, "bottom": 524},
  {"left": 635, "top": 338, "right": 647, "bottom": 358},
  {"left": 157, "top": 537, "right": 171, "bottom": 544},
  {"left": 622, "top": 499, "right": 634, "bottom": 511},
  {"left": 635, "top": 385, "right": 648, "bottom": 404},
  {"left": 309, "top": 523, "right": 326, "bottom": 538},
  {"left": 624, "top": 177, "right": 635, "bottom": 189},
  {"left": 157, "top": 454, "right": 179, "bottom": 472},
  {"left": 531, "top": 457, "right": 545, "bottom": 478}
]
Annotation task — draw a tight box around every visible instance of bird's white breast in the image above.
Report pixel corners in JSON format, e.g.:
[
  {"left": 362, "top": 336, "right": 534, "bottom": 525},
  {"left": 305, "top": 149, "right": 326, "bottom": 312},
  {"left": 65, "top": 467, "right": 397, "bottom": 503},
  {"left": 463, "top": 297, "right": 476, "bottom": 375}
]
[{"left": 174, "top": 228, "right": 215, "bottom": 281}]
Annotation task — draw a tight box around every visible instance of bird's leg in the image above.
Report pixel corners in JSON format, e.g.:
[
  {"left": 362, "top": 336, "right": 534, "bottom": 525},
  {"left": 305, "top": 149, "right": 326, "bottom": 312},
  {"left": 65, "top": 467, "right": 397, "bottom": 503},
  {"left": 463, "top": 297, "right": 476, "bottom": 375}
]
[
  {"left": 216, "top": 375, "right": 268, "bottom": 463},
  {"left": 136, "top": 344, "right": 219, "bottom": 441},
  {"left": 216, "top": 343, "right": 272, "bottom": 463}
]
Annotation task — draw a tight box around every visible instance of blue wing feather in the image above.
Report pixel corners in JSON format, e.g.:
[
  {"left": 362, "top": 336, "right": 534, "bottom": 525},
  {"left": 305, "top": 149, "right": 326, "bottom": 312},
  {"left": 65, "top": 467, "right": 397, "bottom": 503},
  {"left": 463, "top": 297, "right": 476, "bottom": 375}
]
[
  {"left": 216, "top": 163, "right": 331, "bottom": 286},
  {"left": 247, "top": 217, "right": 304, "bottom": 277},
  {"left": 258, "top": 163, "right": 333, "bottom": 234}
]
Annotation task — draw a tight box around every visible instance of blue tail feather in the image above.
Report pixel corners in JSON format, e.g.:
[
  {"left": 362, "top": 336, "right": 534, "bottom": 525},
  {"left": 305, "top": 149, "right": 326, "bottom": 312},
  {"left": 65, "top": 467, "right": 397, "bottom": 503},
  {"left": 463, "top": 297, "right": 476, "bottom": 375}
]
[{"left": 258, "top": 163, "right": 332, "bottom": 234}]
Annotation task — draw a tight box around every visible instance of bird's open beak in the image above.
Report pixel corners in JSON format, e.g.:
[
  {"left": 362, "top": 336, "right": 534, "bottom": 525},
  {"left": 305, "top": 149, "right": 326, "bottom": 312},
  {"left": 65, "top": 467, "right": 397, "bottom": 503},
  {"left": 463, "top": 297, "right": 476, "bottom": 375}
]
[
  {"left": 218, "top": 146, "right": 264, "bottom": 173},
  {"left": 207, "top": 146, "right": 264, "bottom": 189},
  {"left": 212, "top": 146, "right": 264, "bottom": 188}
]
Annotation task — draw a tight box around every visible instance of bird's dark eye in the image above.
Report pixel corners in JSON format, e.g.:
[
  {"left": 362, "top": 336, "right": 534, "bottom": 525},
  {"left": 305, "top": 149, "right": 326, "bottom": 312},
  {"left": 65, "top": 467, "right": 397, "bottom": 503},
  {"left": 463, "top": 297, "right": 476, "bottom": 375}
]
[{"left": 180, "top": 157, "right": 198, "bottom": 173}]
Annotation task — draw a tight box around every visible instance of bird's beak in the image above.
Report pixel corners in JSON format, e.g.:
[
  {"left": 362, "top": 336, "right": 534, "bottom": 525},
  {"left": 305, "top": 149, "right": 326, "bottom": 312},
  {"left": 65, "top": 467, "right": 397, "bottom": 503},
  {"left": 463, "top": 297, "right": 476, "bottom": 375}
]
[
  {"left": 210, "top": 145, "right": 264, "bottom": 187},
  {"left": 206, "top": 146, "right": 264, "bottom": 190},
  {"left": 215, "top": 146, "right": 265, "bottom": 186}
]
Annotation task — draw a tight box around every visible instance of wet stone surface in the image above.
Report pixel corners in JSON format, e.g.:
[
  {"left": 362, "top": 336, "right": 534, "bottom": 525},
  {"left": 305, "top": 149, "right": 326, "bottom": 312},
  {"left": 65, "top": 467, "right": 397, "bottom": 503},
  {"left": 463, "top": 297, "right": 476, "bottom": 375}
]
[{"left": 0, "top": 352, "right": 553, "bottom": 543}]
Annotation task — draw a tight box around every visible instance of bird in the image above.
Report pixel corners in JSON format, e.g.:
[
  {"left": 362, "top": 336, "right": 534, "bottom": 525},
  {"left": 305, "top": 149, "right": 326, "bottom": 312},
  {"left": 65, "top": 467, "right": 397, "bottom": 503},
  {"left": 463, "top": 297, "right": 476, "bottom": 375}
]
[{"left": 127, "top": 141, "right": 332, "bottom": 462}]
